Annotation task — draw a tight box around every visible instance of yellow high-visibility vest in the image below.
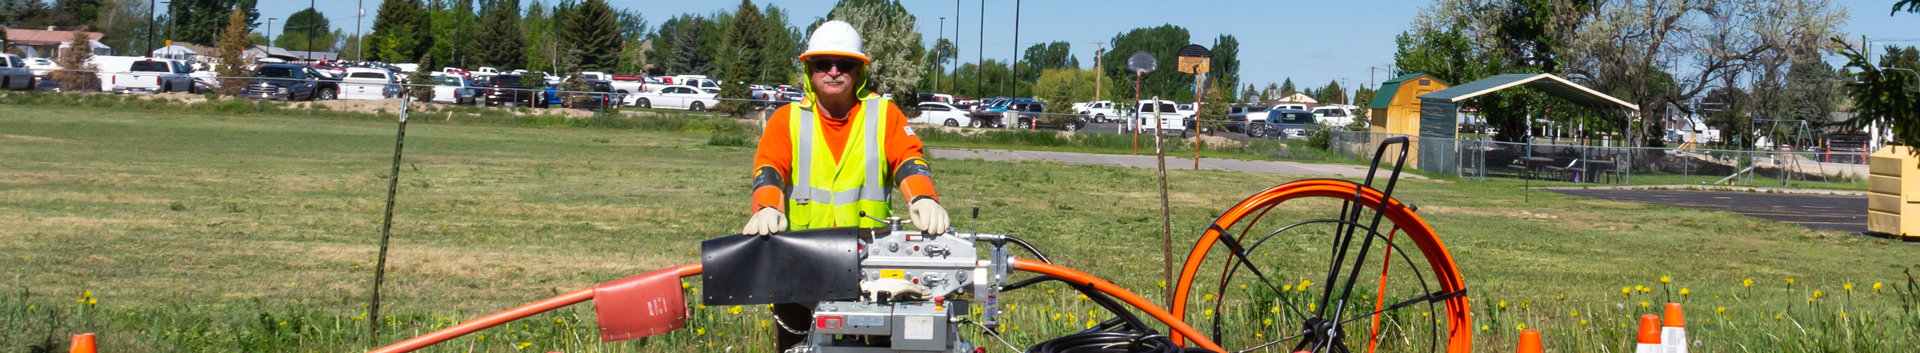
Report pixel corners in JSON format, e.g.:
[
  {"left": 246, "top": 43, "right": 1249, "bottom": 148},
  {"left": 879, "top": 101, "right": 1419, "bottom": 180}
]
[{"left": 787, "top": 96, "right": 892, "bottom": 229}]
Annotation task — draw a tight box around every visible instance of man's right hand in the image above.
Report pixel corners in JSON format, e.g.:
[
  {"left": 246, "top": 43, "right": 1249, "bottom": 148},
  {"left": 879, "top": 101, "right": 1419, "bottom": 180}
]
[{"left": 742, "top": 207, "right": 787, "bottom": 236}]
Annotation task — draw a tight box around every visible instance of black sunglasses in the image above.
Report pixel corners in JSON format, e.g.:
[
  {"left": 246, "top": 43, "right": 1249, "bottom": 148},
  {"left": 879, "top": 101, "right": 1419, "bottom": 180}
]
[{"left": 810, "top": 59, "right": 861, "bottom": 72}]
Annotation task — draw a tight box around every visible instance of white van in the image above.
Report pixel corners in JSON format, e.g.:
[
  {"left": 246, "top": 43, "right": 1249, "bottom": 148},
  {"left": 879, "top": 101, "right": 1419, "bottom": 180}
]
[
  {"left": 1124, "top": 99, "right": 1186, "bottom": 134},
  {"left": 340, "top": 67, "right": 399, "bottom": 100},
  {"left": 1310, "top": 105, "right": 1359, "bottom": 126}
]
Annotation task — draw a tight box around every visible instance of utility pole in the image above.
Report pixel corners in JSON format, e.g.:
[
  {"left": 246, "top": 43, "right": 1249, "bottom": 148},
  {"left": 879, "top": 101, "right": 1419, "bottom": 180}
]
[
  {"left": 146, "top": 0, "right": 157, "bottom": 54},
  {"left": 955, "top": 0, "right": 961, "bottom": 95},
  {"left": 977, "top": 0, "right": 983, "bottom": 98},
  {"left": 307, "top": 0, "right": 315, "bottom": 61}
]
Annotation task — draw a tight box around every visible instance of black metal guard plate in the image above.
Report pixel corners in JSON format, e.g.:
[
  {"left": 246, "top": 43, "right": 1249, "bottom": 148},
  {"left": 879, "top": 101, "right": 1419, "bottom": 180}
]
[{"left": 699, "top": 228, "right": 862, "bottom": 306}]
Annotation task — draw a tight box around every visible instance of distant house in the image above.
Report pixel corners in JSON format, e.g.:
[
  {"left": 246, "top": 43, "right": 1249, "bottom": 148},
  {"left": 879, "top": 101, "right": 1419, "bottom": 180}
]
[
  {"left": 1266, "top": 93, "right": 1320, "bottom": 108},
  {"left": 1367, "top": 73, "right": 1449, "bottom": 136},
  {"left": 5, "top": 28, "right": 110, "bottom": 58}
]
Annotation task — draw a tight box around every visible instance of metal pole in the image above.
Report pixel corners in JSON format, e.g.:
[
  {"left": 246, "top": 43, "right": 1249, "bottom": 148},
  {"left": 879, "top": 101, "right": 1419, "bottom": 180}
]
[
  {"left": 147, "top": 0, "right": 157, "bottom": 54},
  {"left": 1010, "top": 0, "right": 1019, "bottom": 98},
  {"left": 368, "top": 92, "right": 412, "bottom": 341},
  {"left": 307, "top": 0, "right": 315, "bottom": 60},
  {"left": 936, "top": 17, "right": 943, "bottom": 93},
  {"left": 1193, "top": 72, "right": 1202, "bottom": 170},
  {"left": 1134, "top": 73, "right": 1141, "bottom": 155},
  {"left": 358, "top": 0, "right": 365, "bottom": 61},
  {"left": 1153, "top": 95, "right": 1172, "bottom": 307},
  {"left": 976, "top": 0, "right": 983, "bottom": 97}
]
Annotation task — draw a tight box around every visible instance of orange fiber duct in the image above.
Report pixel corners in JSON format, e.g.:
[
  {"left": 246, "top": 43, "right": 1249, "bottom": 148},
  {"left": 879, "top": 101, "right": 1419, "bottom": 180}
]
[
  {"left": 1010, "top": 259, "right": 1226, "bottom": 353},
  {"left": 368, "top": 264, "right": 703, "bottom": 353}
]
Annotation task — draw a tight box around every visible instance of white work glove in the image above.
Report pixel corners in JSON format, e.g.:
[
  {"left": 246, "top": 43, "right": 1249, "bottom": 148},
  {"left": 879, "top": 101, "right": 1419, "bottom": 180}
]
[
  {"left": 742, "top": 207, "right": 787, "bottom": 236},
  {"left": 861, "top": 278, "right": 930, "bottom": 302},
  {"left": 909, "top": 198, "right": 949, "bottom": 235}
]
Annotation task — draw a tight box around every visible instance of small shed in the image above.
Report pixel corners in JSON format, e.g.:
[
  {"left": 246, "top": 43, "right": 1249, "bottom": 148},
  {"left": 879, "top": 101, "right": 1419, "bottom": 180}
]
[{"left": 1369, "top": 73, "right": 1450, "bottom": 136}]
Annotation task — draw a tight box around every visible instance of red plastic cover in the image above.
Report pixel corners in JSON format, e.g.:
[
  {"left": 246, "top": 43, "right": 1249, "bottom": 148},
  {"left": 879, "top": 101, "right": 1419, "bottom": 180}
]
[{"left": 593, "top": 268, "right": 688, "bottom": 342}]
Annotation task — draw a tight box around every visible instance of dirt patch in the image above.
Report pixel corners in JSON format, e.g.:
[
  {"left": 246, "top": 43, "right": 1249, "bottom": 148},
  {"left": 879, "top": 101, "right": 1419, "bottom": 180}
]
[
  {"left": 2, "top": 134, "right": 76, "bottom": 144},
  {"left": 1185, "top": 134, "right": 1245, "bottom": 149}
]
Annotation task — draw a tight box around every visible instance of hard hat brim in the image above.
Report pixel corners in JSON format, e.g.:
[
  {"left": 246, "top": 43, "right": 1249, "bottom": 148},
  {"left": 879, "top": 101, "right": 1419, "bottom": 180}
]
[{"left": 798, "top": 51, "right": 872, "bottom": 65}]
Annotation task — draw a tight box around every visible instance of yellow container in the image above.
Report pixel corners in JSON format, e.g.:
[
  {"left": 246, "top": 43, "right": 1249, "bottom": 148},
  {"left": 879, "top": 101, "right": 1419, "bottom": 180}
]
[{"left": 1866, "top": 146, "right": 1920, "bottom": 239}]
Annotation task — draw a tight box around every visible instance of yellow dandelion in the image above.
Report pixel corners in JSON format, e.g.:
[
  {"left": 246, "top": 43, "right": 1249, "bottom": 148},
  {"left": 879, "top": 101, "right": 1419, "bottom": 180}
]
[
  {"left": 1787, "top": 278, "right": 1795, "bottom": 285},
  {"left": 1874, "top": 282, "right": 1883, "bottom": 291},
  {"left": 1522, "top": 300, "right": 1529, "bottom": 308},
  {"left": 1844, "top": 283, "right": 1853, "bottom": 292},
  {"left": 83, "top": 290, "right": 91, "bottom": 298},
  {"left": 1660, "top": 275, "right": 1670, "bottom": 283},
  {"left": 1580, "top": 319, "right": 1587, "bottom": 325},
  {"left": 682, "top": 282, "right": 690, "bottom": 289},
  {"left": 1263, "top": 318, "right": 1272, "bottom": 326},
  {"left": 1009, "top": 304, "right": 1017, "bottom": 311},
  {"left": 1284, "top": 285, "right": 1293, "bottom": 291},
  {"left": 1158, "top": 281, "right": 1167, "bottom": 288},
  {"left": 1299, "top": 280, "right": 1312, "bottom": 291},
  {"left": 1839, "top": 312, "right": 1847, "bottom": 318},
  {"left": 1078, "top": 294, "right": 1088, "bottom": 301},
  {"left": 1775, "top": 314, "right": 1782, "bottom": 320},
  {"left": 1205, "top": 309, "right": 1214, "bottom": 316},
  {"left": 1481, "top": 325, "right": 1489, "bottom": 331},
  {"left": 761, "top": 320, "right": 769, "bottom": 327},
  {"left": 697, "top": 328, "right": 705, "bottom": 335},
  {"left": 1742, "top": 279, "right": 1753, "bottom": 287},
  {"left": 699, "top": 304, "right": 707, "bottom": 310},
  {"left": 1716, "top": 307, "right": 1725, "bottom": 313},
  {"left": 1569, "top": 311, "right": 1578, "bottom": 317},
  {"left": 1241, "top": 284, "right": 1247, "bottom": 290},
  {"left": 1270, "top": 306, "right": 1279, "bottom": 314},
  {"left": 1256, "top": 333, "right": 1264, "bottom": 338},
  {"left": 1640, "top": 301, "right": 1649, "bottom": 308},
  {"left": 1087, "top": 320, "right": 1097, "bottom": 329},
  {"left": 1422, "top": 312, "right": 1429, "bottom": 317},
  {"left": 1043, "top": 306, "right": 1050, "bottom": 312},
  {"left": 1053, "top": 313, "right": 1061, "bottom": 320},
  {"left": 516, "top": 342, "right": 531, "bottom": 350},
  {"left": 1048, "top": 289, "right": 1055, "bottom": 294},
  {"left": 1814, "top": 290, "right": 1824, "bottom": 299},
  {"left": 1517, "top": 323, "right": 1526, "bottom": 330},
  {"left": 729, "top": 306, "right": 742, "bottom": 315},
  {"left": 1204, "top": 294, "right": 1214, "bottom": 301},
  {"left": 1498, "top": 301, "right": 1507, "bottom": 309},
  {"left": 1621, "top": 286, "right": 1631, "bottom": 294},
  {"left": 1680, "top": 288, "right": 1690, "bottom": 296},
  {"left": 87, "top": 298, "right": 96, "bottom": 305}
]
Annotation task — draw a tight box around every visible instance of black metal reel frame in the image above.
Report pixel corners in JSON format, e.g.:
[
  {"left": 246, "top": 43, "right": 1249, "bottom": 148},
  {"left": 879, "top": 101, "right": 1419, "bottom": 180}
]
[{"left": 1192, "top": 137, "right": 1468, "bottom": 353}]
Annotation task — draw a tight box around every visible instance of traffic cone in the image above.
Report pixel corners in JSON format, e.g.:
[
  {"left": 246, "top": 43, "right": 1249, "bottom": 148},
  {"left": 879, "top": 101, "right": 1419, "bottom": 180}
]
[
  {"left": 69, "top": 333, "right": 96, "bottom": 353},
  {"left": 1516, "top": 329, "right": 1543, "bottom": 353},
  {"left": 1663, "top": 303, "right": 1689, "bottom": 353},
  {"left": 1635, "top": 314, "right": 1662, "bottom": 353}
]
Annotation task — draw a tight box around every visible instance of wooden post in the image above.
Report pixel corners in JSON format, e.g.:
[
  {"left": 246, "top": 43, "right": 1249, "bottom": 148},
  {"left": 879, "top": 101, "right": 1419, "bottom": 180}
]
[
  {"left": 1134, "top": 73, "right": 1141, "bottom": 155},
  {"left": 1194, "top": 71, "right": 1204, "bottom": 170}
]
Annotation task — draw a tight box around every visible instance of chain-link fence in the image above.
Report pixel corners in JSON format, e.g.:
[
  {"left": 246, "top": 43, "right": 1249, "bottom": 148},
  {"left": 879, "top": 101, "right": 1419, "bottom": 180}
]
[{"left": 1328, "top": 130, "right": 1869, "bottom": 187}]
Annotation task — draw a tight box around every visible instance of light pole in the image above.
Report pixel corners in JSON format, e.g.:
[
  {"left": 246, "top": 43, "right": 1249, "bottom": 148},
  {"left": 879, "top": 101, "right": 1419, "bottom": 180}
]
[
  {"left": 936, "top": 17, "right": 943, "bottom": 93},
  {"left": 268, "top": 17, "right": 279, "bottom": 47},
  {"left": 158, "top": 1, "right": 170, "bottom": 56},
  {"left": 1884, "top": 67, "right": 1920, "bottom": 92},
  {"left": 357, "top": 1, "right": 365, "bottom": 61}
]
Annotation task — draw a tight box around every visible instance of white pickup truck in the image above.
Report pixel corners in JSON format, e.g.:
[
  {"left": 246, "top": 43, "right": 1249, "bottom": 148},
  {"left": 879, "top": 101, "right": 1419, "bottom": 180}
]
[
  {"left": 1123, "top": 99, "right": 1187, "bottom": 134},
  {"left": 339, "top": 67, "right": 401, "bottom": 100},
  {"left": 106, "top": 58, "right": 197, "bottom": 94}
]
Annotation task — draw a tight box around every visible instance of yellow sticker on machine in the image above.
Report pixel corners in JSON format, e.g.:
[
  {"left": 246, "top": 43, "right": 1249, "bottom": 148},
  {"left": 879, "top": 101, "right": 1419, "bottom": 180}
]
[{"left": 881, "top": 270, "right": 905, "bottom": 280}]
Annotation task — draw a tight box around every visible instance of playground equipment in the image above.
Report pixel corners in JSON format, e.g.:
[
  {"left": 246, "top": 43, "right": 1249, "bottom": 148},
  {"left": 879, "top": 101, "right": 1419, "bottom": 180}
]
[{"left": 369, "top": 138, "right": 1473, "bottom": 353}]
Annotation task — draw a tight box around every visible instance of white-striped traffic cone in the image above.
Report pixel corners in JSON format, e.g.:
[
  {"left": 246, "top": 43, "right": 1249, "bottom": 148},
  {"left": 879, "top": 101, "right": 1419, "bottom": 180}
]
[
  {"left": 1635, "top": 314, "right": 1662, "bottom": 353},
  {"left": 1663, "top": 303, "right": 1688, "bottom": 353}
]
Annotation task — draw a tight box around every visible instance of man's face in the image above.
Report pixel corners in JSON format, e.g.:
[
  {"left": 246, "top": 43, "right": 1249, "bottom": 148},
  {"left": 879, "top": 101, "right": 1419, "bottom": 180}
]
[{"left": 808, "top": 56, "right": 862, "bottom": 98}]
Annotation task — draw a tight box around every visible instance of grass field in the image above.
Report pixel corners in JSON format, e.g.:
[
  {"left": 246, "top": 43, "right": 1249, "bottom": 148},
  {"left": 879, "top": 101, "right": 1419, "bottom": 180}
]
[{"left": 2, "top": 101, "right": 1916, "bottom": 352}]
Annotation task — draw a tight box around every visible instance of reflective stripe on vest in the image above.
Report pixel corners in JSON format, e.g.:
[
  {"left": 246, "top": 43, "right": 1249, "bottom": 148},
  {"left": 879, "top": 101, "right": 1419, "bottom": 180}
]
[{"left": 788, "top": 97, "right": 892, "bottom": 229}]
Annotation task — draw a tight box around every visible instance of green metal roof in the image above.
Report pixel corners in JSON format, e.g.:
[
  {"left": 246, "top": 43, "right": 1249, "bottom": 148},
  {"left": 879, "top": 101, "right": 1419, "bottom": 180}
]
[
  {"left": 1368, "top": 73, "right": 1449, "bottom": 110},
  {"left": 1414, "top": 73, "right": 1638, "bottom": 111}
]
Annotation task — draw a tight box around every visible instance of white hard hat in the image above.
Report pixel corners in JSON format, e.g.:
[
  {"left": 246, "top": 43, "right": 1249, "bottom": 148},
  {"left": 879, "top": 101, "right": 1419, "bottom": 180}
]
[{"left": 799, "top": 20, "right": 869, "bottom": 64}]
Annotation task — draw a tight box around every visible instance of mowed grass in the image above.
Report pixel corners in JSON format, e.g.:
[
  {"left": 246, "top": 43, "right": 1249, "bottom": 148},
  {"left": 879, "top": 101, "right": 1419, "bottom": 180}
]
[{"left": 1, "top": 104, "right": 1916, "bottom": 352}]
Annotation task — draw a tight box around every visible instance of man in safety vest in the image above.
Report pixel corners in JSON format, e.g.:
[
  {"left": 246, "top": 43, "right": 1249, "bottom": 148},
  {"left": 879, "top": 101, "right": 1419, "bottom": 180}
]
[{"left": 741, "top": 20, "right": 950, "bottom": 351}]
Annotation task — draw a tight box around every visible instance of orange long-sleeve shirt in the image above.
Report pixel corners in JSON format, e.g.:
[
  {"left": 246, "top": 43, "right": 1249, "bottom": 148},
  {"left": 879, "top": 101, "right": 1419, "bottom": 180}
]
[{"left": 751, "top": 99, "right": 938, "bottom": 213}]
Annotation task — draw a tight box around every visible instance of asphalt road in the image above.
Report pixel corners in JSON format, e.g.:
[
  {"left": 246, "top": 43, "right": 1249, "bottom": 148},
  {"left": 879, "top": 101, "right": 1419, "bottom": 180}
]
[{"left": 1548, "top": 189, "right": 1866, "bottom": 233}]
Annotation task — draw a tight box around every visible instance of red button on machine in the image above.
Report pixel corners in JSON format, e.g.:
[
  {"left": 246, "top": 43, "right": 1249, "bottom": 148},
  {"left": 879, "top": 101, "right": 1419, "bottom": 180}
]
[{"left": 816, "top": 315, "right": 843, "bottom": 330}]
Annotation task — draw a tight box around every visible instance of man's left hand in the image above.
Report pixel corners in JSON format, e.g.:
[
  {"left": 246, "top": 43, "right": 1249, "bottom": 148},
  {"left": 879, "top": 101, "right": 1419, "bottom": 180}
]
[{"left": 909, "top": 198, "right": 948, "bottom": 234}]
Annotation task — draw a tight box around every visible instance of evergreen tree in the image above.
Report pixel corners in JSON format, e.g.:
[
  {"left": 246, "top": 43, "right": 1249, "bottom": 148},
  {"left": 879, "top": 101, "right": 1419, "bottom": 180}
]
[
  {"left": 468, "top": 0, "right": 521, "bottom": 69},
  {"left": 664, "top": 17, "right": 711, "bottom": 75},
  {"left": 717, "top": 0, "right": 765, "bottom": 83},
  {"left": 50, "top": 25, "right": 97, "bottom": 90},
  {"left": 428, "top": 0, "right": 475, "bottom": 67},
  {"left": 215, "top": 5, "right": 252, "bottom": 94},
  {"left": 368, "top": 0, "right": 422, "bottom": 62},
  {"left": 169, "top": 0, "right": 257, "bottom": 46},
  {"left": 273, "top": 7, "right": 334, "bottom": 52},
  {"left": 559, "top": 0, "right": 620, "bottom": 71},
  {"left": 1279, "top": 78, "right": 1295, "bottom": 98},
  {"left": 410, "top": 53, "right": 435, "bottom": 100}
]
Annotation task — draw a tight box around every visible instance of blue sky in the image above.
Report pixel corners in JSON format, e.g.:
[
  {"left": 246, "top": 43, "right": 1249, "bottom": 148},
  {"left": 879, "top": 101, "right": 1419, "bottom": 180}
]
[{"left": 253, "top": 0, "right": 1918, "bottom": 94}]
